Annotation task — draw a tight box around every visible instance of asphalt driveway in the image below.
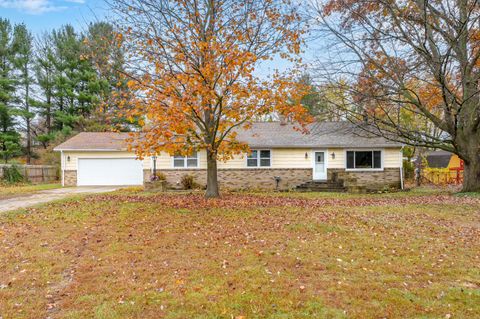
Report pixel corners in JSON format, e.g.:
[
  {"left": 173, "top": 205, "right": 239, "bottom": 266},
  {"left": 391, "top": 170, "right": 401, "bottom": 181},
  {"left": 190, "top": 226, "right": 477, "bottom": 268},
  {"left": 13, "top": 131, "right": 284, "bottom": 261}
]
[{"left": 0, "top": 186, "right": 120, "bottom": 213}]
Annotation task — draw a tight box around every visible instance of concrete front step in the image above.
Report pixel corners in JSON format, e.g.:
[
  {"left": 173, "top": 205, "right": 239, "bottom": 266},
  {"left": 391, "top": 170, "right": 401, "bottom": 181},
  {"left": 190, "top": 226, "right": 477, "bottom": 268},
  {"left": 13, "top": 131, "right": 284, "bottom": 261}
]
[
  {"left": 296, "top": 188, "right": 346, "bottom": 192},
  {"left": 295, "top": 180, "right": 346, "bottom": 192}
]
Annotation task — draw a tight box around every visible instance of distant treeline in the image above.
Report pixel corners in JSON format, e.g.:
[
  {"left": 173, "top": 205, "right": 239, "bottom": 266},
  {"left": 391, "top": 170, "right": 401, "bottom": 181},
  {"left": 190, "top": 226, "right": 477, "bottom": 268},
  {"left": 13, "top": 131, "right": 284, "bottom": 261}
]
[{"left": 0, "top": 19, "right": 131, "bottom": 164}]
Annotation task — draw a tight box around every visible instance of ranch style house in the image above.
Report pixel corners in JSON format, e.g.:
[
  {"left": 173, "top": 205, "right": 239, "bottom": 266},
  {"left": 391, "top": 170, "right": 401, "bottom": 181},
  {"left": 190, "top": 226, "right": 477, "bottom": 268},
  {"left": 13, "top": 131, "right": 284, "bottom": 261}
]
[{"left": 54, "top": 121, "right": 404, "bottom": 192}]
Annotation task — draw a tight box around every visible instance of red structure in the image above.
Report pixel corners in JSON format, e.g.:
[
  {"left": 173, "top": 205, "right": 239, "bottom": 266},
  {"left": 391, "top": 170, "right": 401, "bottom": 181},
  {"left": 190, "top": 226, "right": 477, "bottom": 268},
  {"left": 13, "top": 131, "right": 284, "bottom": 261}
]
[{"left": 449, "top": 160, "right": 464, "bottom": 184}]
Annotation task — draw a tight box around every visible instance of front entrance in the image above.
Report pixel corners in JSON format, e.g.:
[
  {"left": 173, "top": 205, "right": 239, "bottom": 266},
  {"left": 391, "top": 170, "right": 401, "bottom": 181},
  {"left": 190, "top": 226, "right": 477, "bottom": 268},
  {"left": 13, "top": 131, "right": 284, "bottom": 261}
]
[{"left": 313, "top": 151, "right": 327, "bottom": 180}]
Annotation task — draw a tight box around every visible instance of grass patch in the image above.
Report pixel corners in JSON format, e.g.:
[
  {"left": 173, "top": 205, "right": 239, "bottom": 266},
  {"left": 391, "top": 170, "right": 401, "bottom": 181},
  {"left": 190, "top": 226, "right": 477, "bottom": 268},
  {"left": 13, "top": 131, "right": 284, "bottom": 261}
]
[
  {"left": 0, "top": 190, "right": 478, "bottom": 318},
  {"left": 287, "top": 222, "right": 344, "bottom": 234},
  {"left": 0, "top": 182, "right": 61, "bottom": 199}
]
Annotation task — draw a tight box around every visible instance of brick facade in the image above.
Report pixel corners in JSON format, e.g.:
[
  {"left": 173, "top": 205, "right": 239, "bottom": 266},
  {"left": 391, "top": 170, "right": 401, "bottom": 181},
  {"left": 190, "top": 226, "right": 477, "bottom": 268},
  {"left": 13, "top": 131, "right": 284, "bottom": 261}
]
[
  {"left": 64, "top": 170, "right": 77, "bottom": 186},
  {"left": 143, "top": 169, "right": 152, "bottom": 182},
  {"left": 328, "top": 168, "right": 401, "bottom": 192},
  {"left": 64, "top": 167, "right": 401, "bottom": 191},
  {"left": 155, "top": 168, "right": 312, "bottom": 190}
]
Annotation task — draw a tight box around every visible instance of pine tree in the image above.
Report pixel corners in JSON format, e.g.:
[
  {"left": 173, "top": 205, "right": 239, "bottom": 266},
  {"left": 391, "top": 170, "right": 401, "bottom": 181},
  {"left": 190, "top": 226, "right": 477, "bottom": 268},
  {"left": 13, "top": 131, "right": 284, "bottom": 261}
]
[
  {"left": 51, "top": 25, "right": 80, "bottom": 131},
  {"left": 12, "top": 23, "right": 36, "bottom": 163},
  {"left": 0, "top": 19, "right": 21, "bottom": 163},
  {"left": 35, "top": 32, "right": 56, "bottom": 138},
  {"left": 84, "top": 22, "right": 130, "bottom": 130}
]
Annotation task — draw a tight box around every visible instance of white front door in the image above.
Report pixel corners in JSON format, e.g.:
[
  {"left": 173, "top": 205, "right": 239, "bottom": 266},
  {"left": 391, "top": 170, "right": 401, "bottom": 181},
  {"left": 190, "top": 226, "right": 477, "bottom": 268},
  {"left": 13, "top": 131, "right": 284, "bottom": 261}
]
[
  {"left": 77, "top": 158, "right": 144, "bottom": 186},
  {"left": 313, "top": 151, "right": 327, "bottom": 180}
]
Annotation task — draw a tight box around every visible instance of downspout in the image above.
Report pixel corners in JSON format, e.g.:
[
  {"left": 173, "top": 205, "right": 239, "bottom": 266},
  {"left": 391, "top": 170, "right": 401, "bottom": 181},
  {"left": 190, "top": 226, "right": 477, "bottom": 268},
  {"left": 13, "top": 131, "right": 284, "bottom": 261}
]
[
  {"left": 400, "top": 146, "right": 404, "bottom": 190},
  {"left": 61, "top": 150, "right": 65, "bottom": 187}
]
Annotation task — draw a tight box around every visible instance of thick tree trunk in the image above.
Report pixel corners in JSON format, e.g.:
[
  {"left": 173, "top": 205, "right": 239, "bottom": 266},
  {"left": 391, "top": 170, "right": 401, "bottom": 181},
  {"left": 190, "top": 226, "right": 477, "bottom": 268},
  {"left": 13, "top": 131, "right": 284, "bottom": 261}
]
[
  {"left": 462, "top": 154, "right": 480, "bottom": 192},
  {"left": 205, "top": 149, "right": 220, "bottom": 198}
]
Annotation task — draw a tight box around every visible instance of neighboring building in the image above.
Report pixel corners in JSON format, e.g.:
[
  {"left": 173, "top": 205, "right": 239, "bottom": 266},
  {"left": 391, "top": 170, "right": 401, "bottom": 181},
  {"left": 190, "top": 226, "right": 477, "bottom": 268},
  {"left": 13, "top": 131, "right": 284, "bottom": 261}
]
[
  {"left": 422, "top": 150, "right": 463, "bottom": 169},
  {"left": 417, "top": 150, "right": 464, "bottom": 185},
  {"left": 54, "top": 121, "right": 404, "bottom": 191}
]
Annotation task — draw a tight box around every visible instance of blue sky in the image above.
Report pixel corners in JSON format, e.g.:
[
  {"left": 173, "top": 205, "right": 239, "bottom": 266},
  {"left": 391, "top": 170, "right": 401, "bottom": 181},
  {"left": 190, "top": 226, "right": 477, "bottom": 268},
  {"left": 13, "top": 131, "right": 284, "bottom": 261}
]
[
  {"left": 0, "top": 0, "right": 317, "bottom": 76},
  {"left": 0, "top": 0, "right": 107, "bottom": 34}
]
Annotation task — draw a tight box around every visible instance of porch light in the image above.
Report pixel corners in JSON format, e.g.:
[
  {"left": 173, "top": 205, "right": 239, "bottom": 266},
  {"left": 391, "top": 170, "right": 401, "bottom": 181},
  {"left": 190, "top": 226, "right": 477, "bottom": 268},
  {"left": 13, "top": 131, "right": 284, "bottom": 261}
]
[
  {"left": 305, "top": 152, "right": 308, "bottom": 159},
  {"left": 67, "top": 155, "right": 71, "bottom": 162},
  {"left": 331, "top": 152, "right": 335, "bottom": 160}
]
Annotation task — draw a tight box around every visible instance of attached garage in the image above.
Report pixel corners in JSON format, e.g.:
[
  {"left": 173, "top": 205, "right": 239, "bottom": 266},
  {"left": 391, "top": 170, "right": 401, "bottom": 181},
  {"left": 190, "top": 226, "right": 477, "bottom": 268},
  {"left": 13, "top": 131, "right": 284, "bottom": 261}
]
[
  {"left": 77, "top": 158, "right": 143, "bottom": 186},
  {"left": 54, "top": 132, "right": 151, "bottom": 187}
]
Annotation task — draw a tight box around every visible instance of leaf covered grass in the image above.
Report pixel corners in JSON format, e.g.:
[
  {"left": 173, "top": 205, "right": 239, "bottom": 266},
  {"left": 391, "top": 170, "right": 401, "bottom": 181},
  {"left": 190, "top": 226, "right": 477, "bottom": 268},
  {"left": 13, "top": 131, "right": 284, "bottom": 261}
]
[
  {"left": 0, "top": 189, "right": 479, "bottom": 318},
  {"left": 0, "top": 183, "right": 61, "bottom": 199}
]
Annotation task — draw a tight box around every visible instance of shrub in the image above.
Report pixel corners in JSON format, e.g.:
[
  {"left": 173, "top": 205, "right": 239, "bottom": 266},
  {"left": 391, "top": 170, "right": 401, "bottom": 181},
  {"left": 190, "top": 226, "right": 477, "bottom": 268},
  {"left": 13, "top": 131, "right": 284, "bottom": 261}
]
[
  {"left": 2, "top": 164, "right": 24, "bottom": 184},
  {"left": 181, "top": 174, "right": 196, "bottom": 190},
  {"left": 403, "top": 159, "right": 415, "bottom": 180},
  {"left": 151, "top": 172, "right": 167, "bottom": 181}
]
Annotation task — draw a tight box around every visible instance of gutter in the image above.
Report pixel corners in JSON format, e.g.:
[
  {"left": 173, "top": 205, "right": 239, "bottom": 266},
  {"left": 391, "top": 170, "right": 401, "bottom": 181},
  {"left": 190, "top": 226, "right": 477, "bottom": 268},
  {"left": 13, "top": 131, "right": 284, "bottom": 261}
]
[
  {"left": 400, "top": 145, "right": 405, "bottom": 190},
  {"left": 53, "top": 148, "right": 127, "bottom": 152},
  {"left": 61, "top": 150, "right": 65, "bottom": 187}
]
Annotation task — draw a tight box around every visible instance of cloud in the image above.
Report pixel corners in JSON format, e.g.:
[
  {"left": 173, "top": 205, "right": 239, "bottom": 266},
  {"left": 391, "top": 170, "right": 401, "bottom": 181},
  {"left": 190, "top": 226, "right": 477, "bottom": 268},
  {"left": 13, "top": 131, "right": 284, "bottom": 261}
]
[{"left": 0, "top": 0, "right": 82, "bottom": 15}]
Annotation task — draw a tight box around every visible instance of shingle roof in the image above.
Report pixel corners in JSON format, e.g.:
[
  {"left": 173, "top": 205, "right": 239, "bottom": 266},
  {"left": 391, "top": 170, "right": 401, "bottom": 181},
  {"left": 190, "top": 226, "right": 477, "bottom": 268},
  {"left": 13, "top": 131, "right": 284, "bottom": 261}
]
[
  {"left": 236, "top": 121, "right": 402, "bottom": 148},
  {"left": 54, "top": 121, "right": 403, "bottom": 151},
  {"left": 424, "top": 150, "right": 453, "bottom": 168},
  {"left": 53, "top": 132, "right": 132, "bottom": 151}
]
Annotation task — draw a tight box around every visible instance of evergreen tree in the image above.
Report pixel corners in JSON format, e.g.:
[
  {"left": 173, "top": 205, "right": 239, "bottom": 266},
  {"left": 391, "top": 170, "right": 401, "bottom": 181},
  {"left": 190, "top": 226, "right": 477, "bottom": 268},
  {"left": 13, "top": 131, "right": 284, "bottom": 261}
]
[
  {"left": 35, "top": 32, "right": 56, "bottom": 136},
  {"left": 51, "top": 25, "right": 80, "bottom": 130},
  {"left": 12, "top": 23, "right": 36, "bottom": 163},
  {"left": 84, "top": 22, "right": 130, "bottom": 130},
  {"left": 0, "top": 105, "right": 21, "bottom": 163},
  {"left": 0, "top": 19, "right": 21, "bottom": 163}
]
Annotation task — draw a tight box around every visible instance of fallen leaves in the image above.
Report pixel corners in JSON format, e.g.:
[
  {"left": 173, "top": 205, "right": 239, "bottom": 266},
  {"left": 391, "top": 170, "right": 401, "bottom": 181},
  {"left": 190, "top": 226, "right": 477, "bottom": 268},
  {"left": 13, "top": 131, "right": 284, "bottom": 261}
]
[
  {"left": 0, "top": 191, "right": 478, "bottom": 318},
  {"left": 85, "top": 192, "right": 480, "bottom": 211}
]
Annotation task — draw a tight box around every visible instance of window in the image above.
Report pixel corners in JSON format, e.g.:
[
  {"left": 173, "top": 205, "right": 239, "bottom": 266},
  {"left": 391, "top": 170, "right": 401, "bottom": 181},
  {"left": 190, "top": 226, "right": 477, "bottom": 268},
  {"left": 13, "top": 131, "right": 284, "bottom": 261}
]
[
  {"left": 173, "top": 152, "right": 198, "bottom": 168},
  {"left": 247, "top": 150, "right": 271, "bottom": 167},
  {"left": 346, "top": 150, "right": 382, "bottom": 169}
]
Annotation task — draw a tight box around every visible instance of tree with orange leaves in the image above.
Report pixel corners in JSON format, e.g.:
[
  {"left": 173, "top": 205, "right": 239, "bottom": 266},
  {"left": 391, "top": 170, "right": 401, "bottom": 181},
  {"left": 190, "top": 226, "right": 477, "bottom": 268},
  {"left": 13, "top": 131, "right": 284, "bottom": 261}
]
[
  {"left": 108, "top": 0, "right": 311, "bottom": 197},
  {"left": 312, "top": 0, "right": 480, "bottom": 192}
]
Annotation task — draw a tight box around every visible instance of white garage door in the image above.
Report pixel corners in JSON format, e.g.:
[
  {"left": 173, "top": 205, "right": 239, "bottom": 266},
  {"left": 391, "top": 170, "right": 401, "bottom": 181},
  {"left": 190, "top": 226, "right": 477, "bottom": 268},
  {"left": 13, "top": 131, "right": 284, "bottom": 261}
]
[{"left": 77, "top": 158, "right": 143, "bottom": 186}]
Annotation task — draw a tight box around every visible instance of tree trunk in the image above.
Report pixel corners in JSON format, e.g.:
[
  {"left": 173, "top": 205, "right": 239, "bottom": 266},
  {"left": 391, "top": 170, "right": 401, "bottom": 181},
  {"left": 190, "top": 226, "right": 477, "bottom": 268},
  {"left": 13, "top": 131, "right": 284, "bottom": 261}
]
[
  {"left": 25, "top": 74, "right": 31, "bottom": 164},
  {"left": 462, "top": 154, "right": 480, "bottom": 192},
  {"left": 205, "top": 149, "right": 220, "bottom": 198},
  {"left": 46, "top": 93, "right": 51, "bottom": 133},
  {"left": 26, "top": 118, "right": 31, "bottom": 164}
]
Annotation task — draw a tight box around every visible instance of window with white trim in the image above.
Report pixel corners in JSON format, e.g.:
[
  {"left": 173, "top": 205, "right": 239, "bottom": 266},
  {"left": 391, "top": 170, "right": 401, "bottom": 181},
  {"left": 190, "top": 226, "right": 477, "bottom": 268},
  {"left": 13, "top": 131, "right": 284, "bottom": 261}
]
[
  {"left": 173, "top": 152, "right": 198, "bottom": 168},
  {"left": 346, "top": 150, "right": 382, "bottom": 169},
  {"left": 247, "top": 150, "right": 271, "bottom": 167}
]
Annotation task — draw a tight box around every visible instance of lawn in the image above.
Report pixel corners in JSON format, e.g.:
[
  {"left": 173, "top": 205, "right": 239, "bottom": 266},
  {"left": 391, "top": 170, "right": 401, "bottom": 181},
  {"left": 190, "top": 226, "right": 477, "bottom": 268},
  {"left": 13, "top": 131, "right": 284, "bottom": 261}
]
[
  {"left": 0, "top": 183, "right": 61, "bottom": 199},
  {"left": 0, "top": 189, "right": 479, "bottom": 319}
]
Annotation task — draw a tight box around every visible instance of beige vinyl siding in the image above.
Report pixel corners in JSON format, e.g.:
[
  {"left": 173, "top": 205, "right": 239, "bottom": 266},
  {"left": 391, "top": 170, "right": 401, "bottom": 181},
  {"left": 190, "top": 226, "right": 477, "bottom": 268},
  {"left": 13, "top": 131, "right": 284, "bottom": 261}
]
[
  {"left": 218, "top": 148, "right": 312, "bottom": 169},
  {"left": 63, "top": 147, "right": 403, "bottom": 171},
  {"left": 217, "top": 153, "right": 246, "bottom": 169},
  {"left": 329, "top": 148, "right": 402, "bottom": 169},
  {"left": 154, "top": 150, "right": 208, "bottom": 169},
  {"left": 384, "top": 148, "right": 402, "bottom": 168},
  {"left": 272, "top": 149, "right": 311, "bottom": 168},
  {"left": 327, "top": 148, "right": 345, "bottom": 169},
  {"left": 63, "top": 151, "right": 151, "bottom": 171}
]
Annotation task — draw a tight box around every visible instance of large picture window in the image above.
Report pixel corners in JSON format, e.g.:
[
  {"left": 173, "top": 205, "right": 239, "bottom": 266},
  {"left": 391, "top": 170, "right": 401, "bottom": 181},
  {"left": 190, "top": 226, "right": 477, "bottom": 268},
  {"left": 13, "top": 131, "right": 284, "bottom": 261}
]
[
  {"left": 173, "top": 152, "right": 198, "bottom": 168},
  {"left": 247, "top": 150, "right": 271, "bottom": 167},
  {"left": 346, "top": 150, "right": 382, "bottom": 169}
]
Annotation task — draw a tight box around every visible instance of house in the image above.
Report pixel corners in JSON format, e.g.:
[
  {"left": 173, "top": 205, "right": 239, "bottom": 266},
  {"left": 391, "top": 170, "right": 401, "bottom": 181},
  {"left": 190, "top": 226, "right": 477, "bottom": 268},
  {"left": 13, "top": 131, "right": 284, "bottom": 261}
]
[{"left": 54, "top": 121, "right": 404, "bottom": 191}]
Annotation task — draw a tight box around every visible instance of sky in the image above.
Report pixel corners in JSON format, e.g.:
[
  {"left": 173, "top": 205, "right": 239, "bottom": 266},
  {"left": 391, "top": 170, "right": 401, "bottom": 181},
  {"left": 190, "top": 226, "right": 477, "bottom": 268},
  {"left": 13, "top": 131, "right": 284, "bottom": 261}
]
[
  {"left": 0, "top": 0, "right": 108, "bottom": 34},
  {"left": 0, "top": 0, "right": 320, "bottom": 76}
]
